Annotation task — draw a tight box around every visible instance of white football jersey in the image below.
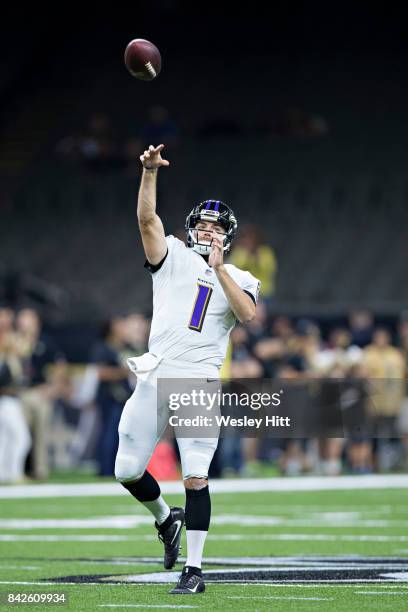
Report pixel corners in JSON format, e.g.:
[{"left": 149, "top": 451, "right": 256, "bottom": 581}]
[{"left": 145, "top": 235, "right": 260, "bottom": 369}]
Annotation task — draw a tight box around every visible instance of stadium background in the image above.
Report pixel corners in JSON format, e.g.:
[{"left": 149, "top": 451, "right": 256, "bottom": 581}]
[{"left": 1, "top": 4, "right": 408, "bottom": 610}]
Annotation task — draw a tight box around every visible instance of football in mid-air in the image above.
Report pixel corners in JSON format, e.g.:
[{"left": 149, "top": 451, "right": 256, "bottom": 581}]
[{"left": 124, "top": 39, "right": 162, "bottom": 81}]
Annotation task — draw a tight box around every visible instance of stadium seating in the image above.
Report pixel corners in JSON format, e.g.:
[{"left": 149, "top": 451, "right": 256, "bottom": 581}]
[{"left": 2, "top": 53, "right": 408, "bottom": 318}]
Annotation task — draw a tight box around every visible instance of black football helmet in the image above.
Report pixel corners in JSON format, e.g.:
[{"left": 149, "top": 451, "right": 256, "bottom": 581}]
[{"left": 185, "top": 200, "right": 237, "bottom": 255}]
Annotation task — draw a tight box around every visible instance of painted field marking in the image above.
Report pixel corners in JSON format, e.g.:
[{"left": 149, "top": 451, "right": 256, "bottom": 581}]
[
  {"left": 227, "top": 595, "right": 334, "bottom": 601},
  {"left": 3, "top": 555, "right": 408, "bottom": 568},
  {"left": 381, "top": 572, "right": 408, "bottom": 580},
  {"left": 99, "top": 606, "right": 198, "bottom": 609},
  {"left": 356, "top": 591, "right": 408, "bottom": 595},
  {"left": 1, "top": 514, "right": 408, "bottom": 529},
  {"left": 2, "top": 474, "right": 408, "bottom": 498},
  {"left": 0, "top": 565, "right": 39, "bottom": 570},
  {"left": 0, "top": 580, "right": 408, "bottom": 589},
  {"left": 0, "top": 516, "right": 152, "bottom": 529},
  {"left": 0, "top": 535, "right": 156, "bottom": 542},
  {"left": 3, "top": 533, "right": 408, "bottom": 543}
]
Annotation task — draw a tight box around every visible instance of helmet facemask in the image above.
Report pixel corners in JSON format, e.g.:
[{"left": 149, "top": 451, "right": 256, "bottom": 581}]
[
  {"left": 187, "top": 226, "right": 228, "bottom": 255},
  {"left": 185, "top": 200, "right": 237, "bottom": 256}
]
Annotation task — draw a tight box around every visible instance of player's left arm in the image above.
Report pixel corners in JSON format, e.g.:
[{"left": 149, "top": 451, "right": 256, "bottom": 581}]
[{"left": 210, "top": 236, "right": 256, "bottom": 324}]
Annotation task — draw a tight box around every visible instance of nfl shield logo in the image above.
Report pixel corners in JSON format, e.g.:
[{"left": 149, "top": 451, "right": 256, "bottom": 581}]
[{"left": 205, "top": 269, "right": 213, "bottom": 276}]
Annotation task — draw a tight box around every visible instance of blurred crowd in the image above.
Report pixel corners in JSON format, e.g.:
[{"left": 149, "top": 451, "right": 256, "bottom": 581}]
[
  {"left": 220, "top": 306, "right": 408, "bottom": 478},
  {"left": 1, "top": 301, "right": 408, "bottom": 485},
  {"left": 0, "top": 222, "right": 406, "bottom": 484},
  {"left": 54, "top": 104, "right": 329, "bottom": 177},
  {"left": 0, "top": 307, "right": 149, "bottom": 483},
  {"left": 55, "top": 107, "right": 180, "bottom": 177}
]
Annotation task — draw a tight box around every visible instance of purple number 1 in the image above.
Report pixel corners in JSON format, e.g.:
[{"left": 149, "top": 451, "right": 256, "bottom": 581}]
[{"left": 188, "top": 283, "right": 213, "bottom": 332}]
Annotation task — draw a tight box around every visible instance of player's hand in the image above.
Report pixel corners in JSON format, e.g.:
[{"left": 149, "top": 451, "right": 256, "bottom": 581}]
[
  {"left": 209, "top": 235, "right": 224, "bottom": 269},
  {"left": 140, "top": 144, "right": 170, "bottom": 169}
]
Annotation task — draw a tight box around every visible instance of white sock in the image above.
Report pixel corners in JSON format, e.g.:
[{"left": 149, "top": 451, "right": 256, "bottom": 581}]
[
  {"left": 185, "top": 530, "right": 208, "bottom": 568},
  {"left": 142, "top": 495, "right": 170, "bottom": 525}
]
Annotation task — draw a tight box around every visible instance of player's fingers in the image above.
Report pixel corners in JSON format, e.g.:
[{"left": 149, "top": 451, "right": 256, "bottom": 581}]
[
  {"left": 149, "top": 145, "right": 155, "bottom": 151},
  {"left": 160, "top": 160, "right": 170, "bottom": 166},
  {"left": 156, "top": 144, "right": 165, "bottom": 151}
]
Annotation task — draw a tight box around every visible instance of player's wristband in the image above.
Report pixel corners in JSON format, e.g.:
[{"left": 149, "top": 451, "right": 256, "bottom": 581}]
[{"left": 143, "top": 166, "right": 158, "bottom": 172}]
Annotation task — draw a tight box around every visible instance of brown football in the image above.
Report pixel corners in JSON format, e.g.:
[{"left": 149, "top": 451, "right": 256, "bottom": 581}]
[{"left": 124, "top": 39, "right": 162, "bottom": 81}]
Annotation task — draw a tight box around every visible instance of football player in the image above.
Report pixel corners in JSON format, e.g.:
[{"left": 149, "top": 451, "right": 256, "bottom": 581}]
[{"left": 115, "top": 144, "right": 260, "bottom": 594}]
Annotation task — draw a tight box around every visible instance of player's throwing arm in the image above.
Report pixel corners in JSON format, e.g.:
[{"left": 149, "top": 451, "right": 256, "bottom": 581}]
[{"left": 137, "top": 144, "right": 169, "bottom": 265}]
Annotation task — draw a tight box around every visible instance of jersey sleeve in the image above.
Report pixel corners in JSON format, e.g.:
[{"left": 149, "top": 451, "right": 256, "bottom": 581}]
[
  {"left": 144, "top": 235, "right": 185, "bottom": 275},
  {"left": 238, "top": 270, "right": 261, "bottom": 304}
]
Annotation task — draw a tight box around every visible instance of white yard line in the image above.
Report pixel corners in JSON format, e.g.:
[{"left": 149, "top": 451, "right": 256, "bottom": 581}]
[
  {"left": 0, "top": 566, "right": 39, "bottom": 570},
  {"left": 0, "top": 516, "right": 153, "bottom": 529},
  {"left": 228, "top": 595, "right": 334, "bottom": 601},
  {"left": 2, "top": 475, "right": 408, "bottom": 499},
  {"left": 380, "top": 572, "right": 408, "bottom": 581},
  {"left": 0, "top": 535, "right": 156, "bottom": 542},
  {"left": 1, "top": 514, "right": 407, "bottom": 529},
  {"left": 356, "top": 591, "right": 408, "bottom": 595},
  {"left": 0, "top": 580, "right": 407, "bottom": 588},
  {"left": 2, "top": 533, "right": 408, "bottom": 542}
]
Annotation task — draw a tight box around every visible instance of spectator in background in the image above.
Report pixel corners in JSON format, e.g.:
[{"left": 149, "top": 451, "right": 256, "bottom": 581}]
[
  {"left": 56, "top": 113, "right": 122, "bottom": 173},
  {"left": 314, "top": 364, "right": 346, "bottom": 476},
  {"left": 90, "top": 318, "right": 132, "bottom": 477},
  {"left": 398, "top": 313, "right": 408, "bottom": 378},
  {"left": 0, "top": 308, "right": 31, "bottom": 483},
  {"left": 81, "top": 113, "right": 122, "bottom": 173},
  {"left": 397, "top": 315, "right": 408, "bottom": 467},
  {"left": 246, "top": 299, "right": 269, "bottom": 346},
  {"left": 343, "top": 362, "right": 373, "bottom": 474},
  {"left": 348, "top": 309, "right": 374, "bottom": 348},
  {"left": 140, "top": 106, "right": 179, "bottom": 148},
  {"left": 295, "top": 320, "right": 345, "bottom": 475},
  {"left": 229, "top": 225, "right": 277, "bottom": 305},
  {"left": 276, "top": 363, "right": 310, "bottom": 476},
  {"left": 219, "top": 325, "right": 263, "bottom": 477},
  {"left": 124, "top": 313, "right": 150, "bottom": 358},
  {"left": 363, "top": 328, "right": 406, "bottom": 471},
  {"left": 253, "top": 315, "right": 308, "bottom": 377},
  {"left": 312, "top": 328, "right": 363, "bottom": 374},
  {"left": 229, "top": 325, "right": 263, "bottom": 380},
  {"left": 16, "top": 308, "right": 66, "bottom": 480},
  {"left": 0, "top": 307, "right": 14, "bottom": 337}
]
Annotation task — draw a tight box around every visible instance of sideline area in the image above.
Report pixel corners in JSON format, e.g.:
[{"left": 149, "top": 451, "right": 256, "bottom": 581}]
[{"left": 1, "top": 474, "right": 408, "bottom": 499}]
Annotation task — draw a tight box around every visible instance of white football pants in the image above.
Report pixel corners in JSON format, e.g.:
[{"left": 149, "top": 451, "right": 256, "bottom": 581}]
[
  {"left": 0, "top": 396, "right": 31, "bottom": 483},
  {"left": 115, "top": 357, "right": 219, "bottom": 483}
]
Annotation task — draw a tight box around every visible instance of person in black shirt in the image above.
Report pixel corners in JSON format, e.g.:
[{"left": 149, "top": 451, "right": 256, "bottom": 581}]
[{"left": 90, "top": 318, "right": 132, "bottom": 476}]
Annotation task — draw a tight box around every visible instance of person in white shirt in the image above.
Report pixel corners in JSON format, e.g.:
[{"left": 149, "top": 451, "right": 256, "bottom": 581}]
[{"left": 114, "top": 144, "right": 260, "bottom": 595}]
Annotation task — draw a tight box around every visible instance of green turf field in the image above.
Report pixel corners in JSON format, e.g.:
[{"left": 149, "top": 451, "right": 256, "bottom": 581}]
[{"left": 1, "top": 484, "right": 408, "bottom": 610}]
